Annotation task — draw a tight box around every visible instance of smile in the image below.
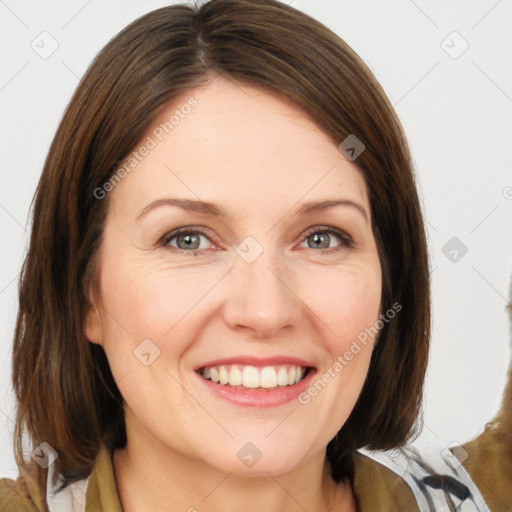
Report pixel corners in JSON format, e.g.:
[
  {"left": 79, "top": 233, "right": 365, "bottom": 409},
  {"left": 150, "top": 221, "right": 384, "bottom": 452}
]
[{"left": 198, "top": 364, "right": 309, "bottom": 389}]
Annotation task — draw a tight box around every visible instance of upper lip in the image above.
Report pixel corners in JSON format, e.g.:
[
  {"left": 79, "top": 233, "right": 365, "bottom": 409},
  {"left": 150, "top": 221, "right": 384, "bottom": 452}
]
[{"left": 194, "top": 355, "right": 316, "bottom": 371}]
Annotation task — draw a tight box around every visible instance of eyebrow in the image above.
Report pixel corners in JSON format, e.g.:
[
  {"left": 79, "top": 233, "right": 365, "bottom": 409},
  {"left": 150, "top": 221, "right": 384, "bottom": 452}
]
[
  {"left": 295, "top": 199, "right": 368, "bottom": 222},
  {"left": 135, "top": 198, "right": 369, "bottom": 223}
]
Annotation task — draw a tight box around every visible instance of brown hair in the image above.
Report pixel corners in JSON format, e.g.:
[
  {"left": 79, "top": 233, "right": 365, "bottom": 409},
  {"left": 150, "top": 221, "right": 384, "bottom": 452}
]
[{"left": 11, "top": 0, "right": 430, "bottom": 499}]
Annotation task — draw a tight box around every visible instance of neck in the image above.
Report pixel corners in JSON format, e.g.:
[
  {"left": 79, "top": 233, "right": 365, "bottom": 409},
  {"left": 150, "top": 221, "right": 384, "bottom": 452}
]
[{"left": 112, "top": 416, "right": 355, "bottom": 512}]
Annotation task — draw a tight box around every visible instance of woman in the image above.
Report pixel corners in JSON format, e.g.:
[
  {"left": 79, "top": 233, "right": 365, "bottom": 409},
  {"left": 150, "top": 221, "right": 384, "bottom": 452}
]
[{"left": 0, "top": 0, "right": 509, "bottom": 510}]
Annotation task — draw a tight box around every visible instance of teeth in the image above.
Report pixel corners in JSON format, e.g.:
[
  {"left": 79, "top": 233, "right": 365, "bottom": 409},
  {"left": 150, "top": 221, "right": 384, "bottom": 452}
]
[
  {"left": 260, "top": 367, "right": 277, "bottom": 388},
  {"left": 219, "top": 366, "right": 229, "bottom": 385},
  {"left": 242, "top": 366, "right": 260, "bottom": 388},
  {"left": 229, "top": 366, "right": 242, "bottom": 386},
  {"left": 199, "top": 364, "right": 307, "bottom": 389},
  {"left": 277, "top": 367, "right": 289, "bottom": 386},
  {"left": 210, "top": 367, "right": 219, "bottom": 383}
]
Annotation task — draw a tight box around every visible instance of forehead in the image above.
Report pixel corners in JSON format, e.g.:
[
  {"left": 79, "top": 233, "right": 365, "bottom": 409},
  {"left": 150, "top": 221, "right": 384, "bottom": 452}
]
[{"left": 109, "top": 77, "right": 369, "bottom": 218}]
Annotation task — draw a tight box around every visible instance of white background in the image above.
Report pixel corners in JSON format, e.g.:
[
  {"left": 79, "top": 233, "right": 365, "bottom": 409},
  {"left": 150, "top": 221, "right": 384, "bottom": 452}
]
[{"left": 0, "top": 0, "right": 511, "bottom": 478}]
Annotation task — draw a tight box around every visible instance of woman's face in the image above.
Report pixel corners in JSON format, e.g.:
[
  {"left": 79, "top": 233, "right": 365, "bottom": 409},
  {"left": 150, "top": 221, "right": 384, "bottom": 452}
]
[{"left": 85, "top": 77, "right": 382, "bottom": 476}]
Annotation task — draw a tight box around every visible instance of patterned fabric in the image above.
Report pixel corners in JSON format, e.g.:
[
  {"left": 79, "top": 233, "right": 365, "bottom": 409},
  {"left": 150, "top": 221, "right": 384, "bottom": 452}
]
[
  {"left": 359, "top": 444, "right": 491, "bottom": 511},
  {"left": 0, "top": 442, "right": 497, "bottom": 511}
]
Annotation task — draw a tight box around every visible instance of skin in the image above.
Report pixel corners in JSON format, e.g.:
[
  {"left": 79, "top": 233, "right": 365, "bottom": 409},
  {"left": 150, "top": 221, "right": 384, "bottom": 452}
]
[{"left": 85, "top": 76, "right": 382, "bottom": 512}]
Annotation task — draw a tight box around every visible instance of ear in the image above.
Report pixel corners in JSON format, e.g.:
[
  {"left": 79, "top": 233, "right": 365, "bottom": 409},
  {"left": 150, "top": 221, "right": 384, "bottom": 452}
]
[{"left": 84, "top": 283, "right": 104, "bottom": 346}]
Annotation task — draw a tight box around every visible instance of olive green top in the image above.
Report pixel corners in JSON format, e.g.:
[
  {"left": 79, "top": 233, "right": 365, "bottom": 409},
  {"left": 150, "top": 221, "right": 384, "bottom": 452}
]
[{"left": 1, "top": 425, "right": 510, "bottom": 512}]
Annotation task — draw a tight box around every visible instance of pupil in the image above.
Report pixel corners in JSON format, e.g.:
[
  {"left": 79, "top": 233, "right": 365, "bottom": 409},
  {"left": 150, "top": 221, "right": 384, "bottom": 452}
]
[
  {"left": 310, "top": 233, "right": 328, "bottom": 249},
  {"left": 179, "top": 234, "right": 199, "bottom": 250}
]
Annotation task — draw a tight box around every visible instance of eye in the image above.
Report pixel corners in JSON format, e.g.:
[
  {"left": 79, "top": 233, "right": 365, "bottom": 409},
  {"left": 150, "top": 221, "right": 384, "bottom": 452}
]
[
  {"left": 160, "top": 227, "right": 214, "bottom": 254},
  {"left": 298, "top": 226, "right": 354, "bottom": 253},
  {"left": 159, "top": 225, "right": 354, "bottom": 255}
]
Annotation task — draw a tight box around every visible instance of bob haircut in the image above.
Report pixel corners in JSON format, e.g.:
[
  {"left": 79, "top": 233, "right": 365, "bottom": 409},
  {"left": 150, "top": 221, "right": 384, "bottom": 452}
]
[{"left": 11, "top": 0, "right": 430, "bottom": 494}]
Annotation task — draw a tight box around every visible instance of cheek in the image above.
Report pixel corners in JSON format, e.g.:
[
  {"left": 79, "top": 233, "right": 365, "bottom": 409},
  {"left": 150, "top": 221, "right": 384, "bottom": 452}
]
[
  {"left": 96, "top": 256, "right": 234, "bottom": 399},
  {"left": 296, "top": 266, "right": 381, "bottom": 404},
  {"left": 100, "top": 257, "right": 225, "bottom": 341},
  {"left": 95, "top": 260, "right": 213, "bottom": 415},
  {"left": 302, "top": 265, "right": 382, "bottom": 345},
  {"left": 294, "top": 264, "right": 381, "bottom": 416}
]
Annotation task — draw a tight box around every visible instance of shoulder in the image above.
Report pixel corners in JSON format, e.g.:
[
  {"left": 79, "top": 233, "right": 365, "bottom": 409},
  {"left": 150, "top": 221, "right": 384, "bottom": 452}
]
[
  {"left": 462, "top": 411, "right": 512, "bottom": 510},
  {"left": 0, "top": 443, "right": 121, "bottom": 512},
  {"left": 462, "top": 360, "right": 512, "bottom": 510},
  {"left": 353, "top": 451, "right": 420, "bottom": 512},
  {"left": 355, "top": 442, "right": 493, "bottom": 512},
  {"left": 0, "top": 477, "right": 40, "bottom": 512}
]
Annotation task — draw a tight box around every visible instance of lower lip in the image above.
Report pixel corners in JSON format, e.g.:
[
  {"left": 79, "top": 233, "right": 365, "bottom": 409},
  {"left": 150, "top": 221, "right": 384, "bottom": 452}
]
[{"left": 194, "top": 369, "right": 316, "bottom": 407}]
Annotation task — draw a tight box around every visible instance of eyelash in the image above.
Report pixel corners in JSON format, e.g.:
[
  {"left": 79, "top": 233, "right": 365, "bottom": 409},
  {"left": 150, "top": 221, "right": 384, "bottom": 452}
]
[{"left": 159, "top": 226, "right": 354, "bottom": 256}]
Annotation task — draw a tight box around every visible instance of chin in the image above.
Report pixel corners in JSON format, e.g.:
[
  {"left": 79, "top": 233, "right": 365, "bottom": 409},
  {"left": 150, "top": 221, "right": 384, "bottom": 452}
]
[
  {"left": 206, "top": 450, "right": 309, "bottom": 478},
  {"left": 192, "top": 428, "right": 321, "bottom": 477}
]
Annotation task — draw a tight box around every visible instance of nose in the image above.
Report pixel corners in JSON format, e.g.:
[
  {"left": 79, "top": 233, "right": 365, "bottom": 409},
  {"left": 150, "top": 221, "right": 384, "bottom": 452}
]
[{"left": 222, "top": 245, "right": 303, "bottom": 339}]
